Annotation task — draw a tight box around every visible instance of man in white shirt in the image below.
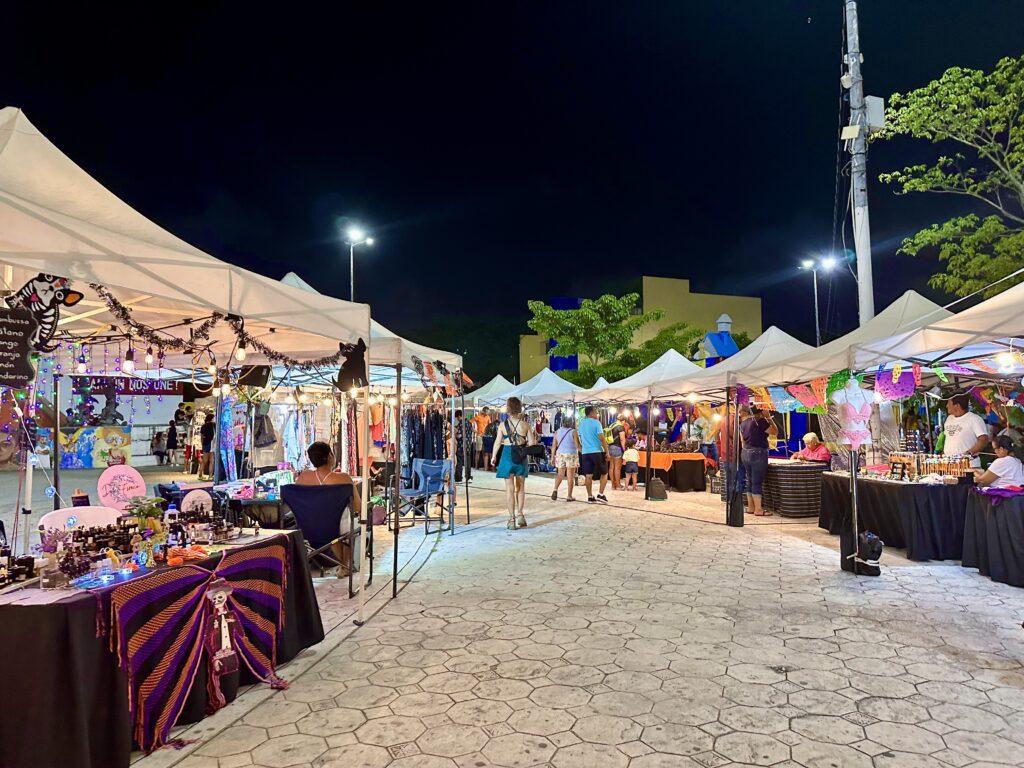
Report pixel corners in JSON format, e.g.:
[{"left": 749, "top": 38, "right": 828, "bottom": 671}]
[{"left": 943, "top": 394, "right": 990, "bottom": 468}]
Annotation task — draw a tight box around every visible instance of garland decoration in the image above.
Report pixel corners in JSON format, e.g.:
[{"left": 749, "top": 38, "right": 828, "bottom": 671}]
[
  {"left": 91, "top": 284, "right": 222, "bottom": 350},
  {"left": 225, "top": 316, "right": 359, "bottom": 372}
]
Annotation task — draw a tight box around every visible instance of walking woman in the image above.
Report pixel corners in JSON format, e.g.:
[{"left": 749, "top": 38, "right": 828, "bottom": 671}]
[
  {"left": 492, "top": 397, "right": 537, "bottom": 529},
  {"left": 739, "top": 404, "right": 777, "bottom": 516},
  {"left": 551, "top": 414, "right": 582, "bottom": 501},
  {"left": 607, "top": 413, "right": 628, "bottom": 490}
]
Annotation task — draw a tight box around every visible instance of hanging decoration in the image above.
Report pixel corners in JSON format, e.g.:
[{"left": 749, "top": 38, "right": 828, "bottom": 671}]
[
  {"left": 5, "top": 273, "right": 83, "bottom": 351},
  {"left": 971, "top": 358, "right": 998, "bottom": 375},
  {"left": 875, "top": 371, "right": 916, "bottom": 401},
  {"left": 735, "top": 383, "right": 750, "bottom": 406},
  {"left": 91, "top": 284, "right": 222, "bottom": 350},
  {"left": 768, "top": 386, "right": 800, "bottom": 413},
  {"left": 912, "top": 363, "right": 922, "bottom": 386},
  {"left": 931, "top": 365, "right": 949, "bottom": 383},
  {"left": 227, "top": 317, "right": 363, "bottom": 372},
  {"left": 0, "top": 307, "right": 39, "bottom": 389},
  {"left": 825, "top": 369, "right": 852, "bottom": 398},
  {"left": 891, "top": 363, "right": 903, "bottom": 384},
  {"left": 786, "top": 383, "right": 819, "bottom": 410},
  {"left": 947, "top": 362, "right": 973, "bottom": 375},
  {"left": 810, "top": 376, "right": 830, "bottom": 408},
  {"left": 751, "top": 386, "right": 774, "bottom": 409}
]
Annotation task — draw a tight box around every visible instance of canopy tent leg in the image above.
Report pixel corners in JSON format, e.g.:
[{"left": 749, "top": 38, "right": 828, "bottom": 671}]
[
  {"left": 849, "top": 449, "right": 861, "bottom": 575},
  {"left": 462, "top": 388, "right": 470, "bottom": 525},
  {"left": 644, "top": 392, "right": 654, "bottom": 501},
  {"left": 392, "top": 364, "right": 402, "bottom": 599},
  {"left": 450, "top": 396, "right": 456, "bottom": 536},
  {"left": 726, "top": 384, "right": 744, "bottom": 527},
  {"left": 355, "top": 382, "right": 372, "bottom": 626},
  {"left": 52, "top": 373, "right": 61, "bottom": 511}
]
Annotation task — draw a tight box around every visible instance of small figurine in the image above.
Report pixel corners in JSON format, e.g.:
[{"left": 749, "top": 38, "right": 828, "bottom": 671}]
[{"left": 205, "top": 578, "right": 240, "bottom": 712}]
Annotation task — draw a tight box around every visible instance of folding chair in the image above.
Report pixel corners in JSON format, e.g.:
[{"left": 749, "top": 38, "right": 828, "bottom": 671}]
[
  {"left": 281, "top": 483, "right": 363, "bottom": 597},
  {"left": 396, "top": 459, "right": 454, "bottom": 535}
]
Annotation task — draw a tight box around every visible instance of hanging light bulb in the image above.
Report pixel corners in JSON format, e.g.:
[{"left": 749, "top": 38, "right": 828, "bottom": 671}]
[
  {"left": 387, "top": 396, "right": 397, "bottom": 407},
  {"left": 235, "top": 342, "right": 247, "bottom": 362},
  {"left": 350, "top": 386, "right": 359, "bottom": 397},
  {"left": 207, "top": 363, "right": 217, "bottom": 376},
  {"left": 997, "top": 352, "right": 1015, "bottom": 372},
  {"left": 652, "top": 407, "right": 661, "bottom": 416},
  {"left": 220, "top": 382, "right": 232, "bottom": 396},
  {"left": 297, "top": 387, "right": 309, "bottom": 404},
  {"left": 686, "top": 392, "right": 698, "bottom": 403},
  {"left": 713, "top": 413, "right": 723, "bottom": 422},
  {"left": 121, "top": 348, "right": 135, "bottom": 374},
  {"left": 76, "top": 356, "right": 87, "bottom": 374},
  {"left": 145, "top": 347, "right": 154, "bottom": 365}
]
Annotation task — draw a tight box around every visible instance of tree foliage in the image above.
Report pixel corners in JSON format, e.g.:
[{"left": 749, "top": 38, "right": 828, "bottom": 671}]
[
  {"left": 526, "top": 293, "right": 663, "bottom": 366},
  {"left": 877, "top": 55, "right": 1024, "bottom": 298}
]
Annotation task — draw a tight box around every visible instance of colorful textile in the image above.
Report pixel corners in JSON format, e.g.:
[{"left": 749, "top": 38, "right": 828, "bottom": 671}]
[
  {"left": 768, "top": 387, "right": 800, "bottom": 413},
  {"left": 912, "top": 363, "right": 922, "bottom": 386},
  {"left": 947, "top": 362, "right": 973, "bottom": 375},
  {"left": 826, "top": 369, "right": 851, "bottom": 398},
  {"left": 932, "top": 366, "right": 949, "bottom": 383},
  {"left": 972, "top": 358, "right": 998, "bottom": 374},
  {"left": 891, "top": 363, "right": 902, "bottom": 383},
  {"left": 787, "top": 383, "right": 818, "bottom": 410},
  {"left": 735, "top": 384, "right": 750, "bottom": 406},
  {"left": 751, "top": 387, "right": 773, "bottom": 409},
  {"left": 810, "top": 377, "right": 829, "bottom": 408},
  {"left": 875, "top": 371, "right": 916, "bottom": 401}
]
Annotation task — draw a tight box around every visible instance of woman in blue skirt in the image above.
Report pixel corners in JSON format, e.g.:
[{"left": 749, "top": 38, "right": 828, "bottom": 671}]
[{"left": 492, "top": 397, "right": 537, "bottom": 529}]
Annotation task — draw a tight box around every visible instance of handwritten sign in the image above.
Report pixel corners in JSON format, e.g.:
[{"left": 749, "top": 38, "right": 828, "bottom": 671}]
[
  {"left": 0, "top": 307, "right": 38, "bottom": 389},
  {"left": 97, "top": 465, "right": 146, "bottom": 510},
  {"left": 73, "top": 376, "right": 183, "bottom": 396}
]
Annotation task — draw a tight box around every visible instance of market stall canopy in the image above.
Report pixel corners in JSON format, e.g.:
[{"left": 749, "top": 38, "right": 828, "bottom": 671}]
[
  {"left": 651, "top": 326, "right": 814, "bottom": 399},
  {"left": 581, "top": 349, "right": 702, "bottom": 403},
  {"left": 478, "top": 367, "right": 582, "bottom": 406},
  {"left": 734, "top": 291, "right": 950, "bottom": 387},
  {"left": 0, "top": 108, "right": 371, "bottom": 367},
  {"left": 280, "top": 272, "right": 462, "bottom": 369},
  {"left": 845, "top": 280, "right": 1024, "bottom": 370},
  {"left": 450, "top": 373, "right": 515, "bottom": 407}
]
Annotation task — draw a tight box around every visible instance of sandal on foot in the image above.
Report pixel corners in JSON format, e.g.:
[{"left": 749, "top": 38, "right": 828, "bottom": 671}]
[
  {"left": 516, "top": 516, "right": 528, "bottom": 528},
  {"left": 551, "top": 491, "right": 558, "bottom": 500}
]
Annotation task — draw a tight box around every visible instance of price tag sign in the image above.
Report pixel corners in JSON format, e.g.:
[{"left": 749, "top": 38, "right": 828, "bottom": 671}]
[{"left": 0, "top": 307, "right": 39, "bottom": 389}]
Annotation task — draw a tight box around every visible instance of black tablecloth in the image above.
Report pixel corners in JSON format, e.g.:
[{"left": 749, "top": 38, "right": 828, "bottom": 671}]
[
  {"left": 819, "top": 473, "right": 969, "bottom": 561},
  {"left": 0, "top": 530, "right": 323, "bottom": 768},
  {"left": 763, "top": 460, "right": 827, "bottom": 517},
  {"left": 641, "top": 459, "right": 705, "bottom": 492},
  {"left": 963, "top": 493, "right": 1024, "bottom": 587}
]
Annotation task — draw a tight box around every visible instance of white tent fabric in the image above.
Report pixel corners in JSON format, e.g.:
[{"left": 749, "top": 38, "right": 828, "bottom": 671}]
[
  {"left": 454, "top": 373, "right": 515, "bottom": 407},
  {"left": 581, "top": 349, "right": 702, "bottom": 403},
  {"left": 651, "top": 327, "right": 814, "bottom": 398},
  {"left": 732, "top": 291, "right": 951, "bottom": 387},
  {"left": 478, "top": 367, "right": 582, "bottom": 406},
  {"left": 280, "top": 272, "right": 462, "bottom": 369},
  {"left": 846, "top": 280, "right": 1024, "bottom": 371},
  {"left": 0, "top": 108, "right": 370, "bottom": 367}
]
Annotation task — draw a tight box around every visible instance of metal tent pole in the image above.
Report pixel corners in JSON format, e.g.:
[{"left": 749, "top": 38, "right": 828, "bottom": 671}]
[
  {"left": 450, "top": 395, "right": 456, "bottom": 536},
  {"left": 52, "top": 374, "right": 61, "bottom": 510},
  {"left": 644, "top": 390, "right": 654, "bottom": 500},
  {"left": 462, "top": 385, "right": 470, "bottom": 525},
  {"left": 355, "top": 382, "right": 372, "bottom": 626},
  {"left": 727, "top": 376, "right": 744, "bottom": 527},
  {"left": 392, "top": 364, "right": 402, "bottom": 599}
]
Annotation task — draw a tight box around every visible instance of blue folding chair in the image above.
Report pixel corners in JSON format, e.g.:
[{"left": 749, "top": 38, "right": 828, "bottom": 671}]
[
  {"left": 281, "top": 483, "right": 362, "bottom": 597},
  {"left": 397, "top": 459, "right": 454, "bottom": 535}
]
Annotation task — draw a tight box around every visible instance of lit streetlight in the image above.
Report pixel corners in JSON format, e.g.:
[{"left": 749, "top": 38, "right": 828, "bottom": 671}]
[
  {"left": 345, "top": 226, "right": 375, "bottom": 302},
  {"left": 799, "top": 257, "right": 836, "bottom": 346}
]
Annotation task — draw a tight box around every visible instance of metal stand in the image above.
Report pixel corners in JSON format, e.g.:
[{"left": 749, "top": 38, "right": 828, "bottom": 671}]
[
  {"left": 392, "top": 364, "right": 402, "bottom": 599},
  {"left": 848, "top": 449, "right": 861, "bottom": 575},
  {"left": 644, "top": 393, "right": 654, "bottom": 500},
  {"left": 461, "top": 388, "right": 470, "bottom": 525},
  {"left": 52, "top": 374, "right": 61, "bottom": 510}
]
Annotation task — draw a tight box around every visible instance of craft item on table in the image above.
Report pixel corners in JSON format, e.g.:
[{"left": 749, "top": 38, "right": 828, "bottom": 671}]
[
  {"left": 912, "top": 363, "right": 922, "bottom": 386},
  {"left": 875, "top": 371, "right": 916, "bottom": 401},
  {"left": 767, "top": 387, "right": 800, "bottom": 413},
  {"left": 205, "top": 578, "right": 240, "bottom": 713},
  {"left": 931, "top": 365, "right": 949, "bottom": 383},
  {"left": 891, "top": 363, "right": 903, "bottom": 383},
  {"left": 826, "top": 369, "right": 852, "bottom": 398},
  {"left": 971, "top": 358, "right": 998, "bottom": 374},
  {"left": 735, "top": 384, "right": 750, "bottom": 406},
  {"left": 181, "top": 489, "right": 214, "bottom": 516},
  {"left": 947, "top": 362, "right": 973, "bottom": 375},
  {"left": 4, "top": 273, "right": 83, "bottom": 352},
  {"left": 786, "top": 383, "right": 819, "bottom": 410},
  {"left": 831, "top": 379, "right": 873, "bottom": 451},
  {"left": 810, "top": 376, "right": 830, "bottom": 408},
  {"left": 97, "top": 465, "right": 147, "bottom": 511}
]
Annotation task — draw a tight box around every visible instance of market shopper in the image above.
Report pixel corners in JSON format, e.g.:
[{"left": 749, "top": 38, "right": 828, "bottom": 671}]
[
  {"left": 974, "top": 435, "right": 1024, "bottom": 489},
  {"left": 943, "top": 394, "right": 990, "bottom": 467},
  {"left": 199, "top": 413, "right": 216, "bottom": 478},
  {"left": 622, "top": 438, "right": 640, "bottom": 491},
  {"left": 739, "top": 404, "right": 777, "bottom": 516},
  {"left": 166, "top": 418, "right": 179, "bottom": 465},
  {"left": 579, "top": 406, "right": 610, "bottom": 504},
  {"left": 151, "top": 432, "right": 168, "bottom": 465},
  {"left": 493, "top": 397, "right": 537, "bottom": 529},
  {"left": 483, "top": 416, "right": 499, "bottom": 471},
  {"left": 551, "top": 415, "right": 582, "bottom": 501},
  {"left": 472, "top": 407, "right": 492, "bottom": 468},
  {"left": 792, "top": 432, "right": 831, "bottom": 464},
  {"left": 608, "top": 413, "right": 628, "bottom": 490}
]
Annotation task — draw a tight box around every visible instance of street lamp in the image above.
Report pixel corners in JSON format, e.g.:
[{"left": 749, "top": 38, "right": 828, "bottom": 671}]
[
  {"left": 799, "top": 257, "right": 836, "bottom": 346},
  {"left": 345, "top": 226, "right": 375, "bottom": 302}
]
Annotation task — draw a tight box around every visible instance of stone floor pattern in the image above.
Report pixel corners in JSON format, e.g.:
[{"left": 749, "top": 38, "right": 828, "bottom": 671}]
[{"left": 162, "top": 482, "right": 1024, "bottom": 768}]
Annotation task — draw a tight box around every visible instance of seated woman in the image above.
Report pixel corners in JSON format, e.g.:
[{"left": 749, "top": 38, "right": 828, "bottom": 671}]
[
  {"left": 975, "top": 435, "right": 1024, "bottom": 489},
  {"left": 296, "top": 441, "right": 362, "bottom": 510},
  {"left": 792, "top": 432, "right": 832, "bottom": 464}
]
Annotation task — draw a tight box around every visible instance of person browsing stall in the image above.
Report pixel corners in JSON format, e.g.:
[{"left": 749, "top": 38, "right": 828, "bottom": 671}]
[
  {"left": 296, "top": 441, "right": 362, "bottom": 506},
  {"left": 739, "top": 405, "right": 778, "bottom": 516},
  {"left": 974, "top": 435, "right": 1024, "bottom": 489},
  {"left": 943, "top": 394, "right": 990, "bottom": 468},
  {"left": 792, "top": 432, "right": 831, "bottom": 464},
  {"left": 578, "top": 406, "right": 610, "bottom": 504},
  {"left": 551, "top": 415, "right": 582, "bottom": 502}
]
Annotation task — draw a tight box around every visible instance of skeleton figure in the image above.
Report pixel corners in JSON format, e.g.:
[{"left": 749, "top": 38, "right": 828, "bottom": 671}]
[
  {"left": 5, "top": 273, "right": 83, "bottom": 351},
  {"left": 206, "top": 579, "right": 239, "bottom": 673}
]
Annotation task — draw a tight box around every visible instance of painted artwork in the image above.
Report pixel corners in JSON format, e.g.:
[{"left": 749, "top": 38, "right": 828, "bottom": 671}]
[
  {"left": 98, "top": 465, "right": 146, "bottom": 510},
  {"left": 37, "top": 426, "right": 133, "bottom": 469}
]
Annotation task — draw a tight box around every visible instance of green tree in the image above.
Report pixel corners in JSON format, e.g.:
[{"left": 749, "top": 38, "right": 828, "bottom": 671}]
[
  {"left": 877, "top": 55, "right": 1024, "bottom": 298},
  {"left": 526, "top": 293, "right": 663, "bottom": 367}
]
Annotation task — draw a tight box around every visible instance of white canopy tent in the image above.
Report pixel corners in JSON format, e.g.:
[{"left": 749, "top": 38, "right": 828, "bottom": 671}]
[
  {"left": 450, "top": 373, "right": 515, "bottom": 408},
  {"left": 732, "top": 291, "right": 950, "bottom": 388},
  {"left": 580, "top": 349, "right": 702, "bottom": 403},
  {"left": 651, "top": 327, "right": 814, "bottom": 399},
  {"left": 478, "top": 367, "right": 582, "bottom": 407},
  {"left": 0, "top": 108, "right": 371, "bottom": 366},
  {"left": 845, "top": 280, "right": 1024, "bottom": 372}
]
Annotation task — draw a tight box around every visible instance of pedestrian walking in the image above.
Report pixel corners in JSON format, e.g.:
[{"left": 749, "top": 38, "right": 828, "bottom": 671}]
[
  {"left": 578, "top": 406, "right": 610, "bottom": 503},
  {"left": 492, "top": 397, "right": 536, "bottom": 529},
  {"left": 551, "top": 415, "right": 582, "bottom": 501}
]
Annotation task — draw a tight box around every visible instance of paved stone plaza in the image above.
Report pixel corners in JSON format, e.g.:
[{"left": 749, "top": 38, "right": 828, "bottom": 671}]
[{"left": 141, "top": 476, "right": 1024, "bottom": 768}]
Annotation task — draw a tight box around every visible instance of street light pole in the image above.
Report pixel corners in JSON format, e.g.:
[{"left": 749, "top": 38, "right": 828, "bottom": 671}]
[
  {"left": 812, "top": 267, "right": 821, "bottom": 347},
  {"left": 344, "top": 227, "right": 375, "bottom": 303}
]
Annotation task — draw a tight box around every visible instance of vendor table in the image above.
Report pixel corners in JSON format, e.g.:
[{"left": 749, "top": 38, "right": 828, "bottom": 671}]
[
  {"left": 762, "top": 459, "right": 828, "bottom": 517},
  {"left": 963, "top": 493, "right": 1024, "bottom": 587},
  {"left": 819, "top": 472, "right": 969, "bottom": 561},
  {"left": 638, "top": 452, "right": 706, "bottom": 492},
  {"left": 0, "top": 529, "right": 323, "bottom": 768}
]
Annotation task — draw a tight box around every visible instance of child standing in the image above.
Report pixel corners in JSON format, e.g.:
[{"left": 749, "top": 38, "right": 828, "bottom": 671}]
[{"left": 622, "top": 438, "right": 640, "bottom": 491}]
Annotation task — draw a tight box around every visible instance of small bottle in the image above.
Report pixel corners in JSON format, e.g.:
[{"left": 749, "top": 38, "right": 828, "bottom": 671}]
[{"left": 253, "top": 519, "right": 261, "bottom": 537}]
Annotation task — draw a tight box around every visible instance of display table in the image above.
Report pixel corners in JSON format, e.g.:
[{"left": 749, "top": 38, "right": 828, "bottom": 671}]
[
  {"left": 763, "top": 459, "right": 828, "bottom": 517},
  {"left": 963, "top": 493, "right": 1024, "bottom": 587},
  {"left": 0, "top": 530, "right": 324, "bottom": 768},
  {"left": 638, "top": 452, "right": 706, "bottom": 492},
  {"left": 820, "top": 472, "right": 970, "bottom": 561}
]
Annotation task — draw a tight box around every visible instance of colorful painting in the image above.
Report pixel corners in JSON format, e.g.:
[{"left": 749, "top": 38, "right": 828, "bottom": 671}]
[{"left": 37, "top": 425, "right": 133, "bottom": 469}]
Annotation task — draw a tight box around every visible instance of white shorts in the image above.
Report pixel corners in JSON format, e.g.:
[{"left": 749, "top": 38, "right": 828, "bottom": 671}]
[{"left": 555, "top": 452, "right": 579, "bottom": 470}]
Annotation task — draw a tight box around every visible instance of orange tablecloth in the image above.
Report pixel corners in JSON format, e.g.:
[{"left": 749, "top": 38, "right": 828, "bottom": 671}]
[{"left": 637, "top": 452, "right": 705, "bottom": 472}]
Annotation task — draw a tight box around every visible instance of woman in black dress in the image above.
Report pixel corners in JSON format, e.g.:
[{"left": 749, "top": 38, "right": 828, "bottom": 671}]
[{"left": 166, "top": 418, "right": 179, "bottom": 465}]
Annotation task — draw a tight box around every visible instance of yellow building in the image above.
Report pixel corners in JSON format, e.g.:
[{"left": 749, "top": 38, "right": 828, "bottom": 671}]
[{"left": 519, "top": 276, "right": 762, "bottom": 380}]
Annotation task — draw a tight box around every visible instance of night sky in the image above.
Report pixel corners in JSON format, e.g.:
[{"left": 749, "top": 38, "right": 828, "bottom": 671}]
[{"left": 6, "top": 2, "right": 1023, "bottom": 382}]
